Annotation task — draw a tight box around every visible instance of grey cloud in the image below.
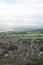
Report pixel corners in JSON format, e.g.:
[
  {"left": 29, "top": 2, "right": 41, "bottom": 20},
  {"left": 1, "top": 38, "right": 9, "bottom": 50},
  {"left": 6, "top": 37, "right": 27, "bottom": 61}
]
[{"left": 0, "top": 0, "right": 43, "bottom": 28}]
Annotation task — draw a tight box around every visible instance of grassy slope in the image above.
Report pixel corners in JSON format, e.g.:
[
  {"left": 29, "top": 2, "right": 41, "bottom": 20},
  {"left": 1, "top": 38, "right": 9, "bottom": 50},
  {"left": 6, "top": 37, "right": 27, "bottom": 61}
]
[{"left": 1, "top": 32, "right": 43, "bottom": 39}]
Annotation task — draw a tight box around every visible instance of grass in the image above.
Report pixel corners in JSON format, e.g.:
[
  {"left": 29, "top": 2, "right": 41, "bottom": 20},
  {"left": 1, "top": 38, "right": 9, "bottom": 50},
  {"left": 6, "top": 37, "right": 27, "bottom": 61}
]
[{"left": 0, "top": 32, "right": 43, "bottom": 39}]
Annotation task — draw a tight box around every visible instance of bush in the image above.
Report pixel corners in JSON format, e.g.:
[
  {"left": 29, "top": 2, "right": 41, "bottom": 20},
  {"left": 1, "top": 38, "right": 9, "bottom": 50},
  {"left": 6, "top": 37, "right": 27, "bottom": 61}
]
[
  {"left": 39, "top": 47, "right": 43, "bottom": 51},
  {"left": 8, "top": 45, "right": 18, "bottom": 51}
]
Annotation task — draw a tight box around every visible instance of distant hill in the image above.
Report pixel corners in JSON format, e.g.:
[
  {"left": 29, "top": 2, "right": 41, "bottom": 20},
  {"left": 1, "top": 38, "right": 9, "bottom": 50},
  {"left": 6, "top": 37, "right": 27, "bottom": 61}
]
[{"left": 0, "top": 27, "right": 43, "bottom": 34}]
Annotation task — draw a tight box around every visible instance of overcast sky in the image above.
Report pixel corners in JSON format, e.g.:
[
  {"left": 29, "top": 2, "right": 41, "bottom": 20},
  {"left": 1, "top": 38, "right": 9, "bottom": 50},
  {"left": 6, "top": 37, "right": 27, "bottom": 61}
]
[{"left": 0, "top": 0, "right": 43, "bottom": 29}]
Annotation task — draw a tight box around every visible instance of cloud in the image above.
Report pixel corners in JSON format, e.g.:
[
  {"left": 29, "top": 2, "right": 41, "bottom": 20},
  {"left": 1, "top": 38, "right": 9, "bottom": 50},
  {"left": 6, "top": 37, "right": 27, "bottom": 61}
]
[{"left": 0, "top": 0, "right": 43, "bottom": 28}]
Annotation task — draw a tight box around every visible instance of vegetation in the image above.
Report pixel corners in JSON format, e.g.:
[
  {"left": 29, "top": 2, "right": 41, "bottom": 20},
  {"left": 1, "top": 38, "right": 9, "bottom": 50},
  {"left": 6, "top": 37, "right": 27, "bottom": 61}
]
[{"left": 0, "top": 30, "right": 43, "bottom": 65}]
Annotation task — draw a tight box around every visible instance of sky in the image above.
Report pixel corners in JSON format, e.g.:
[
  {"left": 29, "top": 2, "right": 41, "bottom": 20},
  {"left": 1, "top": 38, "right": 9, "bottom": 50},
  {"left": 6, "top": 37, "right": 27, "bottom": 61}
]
[{"left": 0, "top": 0, "right": 43, "bottom": 29}]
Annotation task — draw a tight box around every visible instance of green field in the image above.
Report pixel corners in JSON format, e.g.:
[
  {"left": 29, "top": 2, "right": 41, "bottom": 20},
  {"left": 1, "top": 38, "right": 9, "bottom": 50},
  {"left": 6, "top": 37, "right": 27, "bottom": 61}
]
[
  {"left": 0, "top": 32, "right": 43, "bottom": 38},
  {"left": 0, "top": 32, "right": 43, "bottom": 43}
]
